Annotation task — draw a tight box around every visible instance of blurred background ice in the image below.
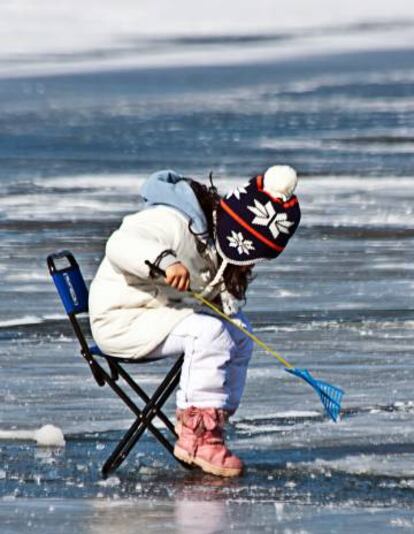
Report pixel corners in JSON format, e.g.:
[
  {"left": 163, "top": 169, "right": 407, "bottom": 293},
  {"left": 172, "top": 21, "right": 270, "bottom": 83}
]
[{"left": 0, "top": 0, "right": 413, "bottom": 76}]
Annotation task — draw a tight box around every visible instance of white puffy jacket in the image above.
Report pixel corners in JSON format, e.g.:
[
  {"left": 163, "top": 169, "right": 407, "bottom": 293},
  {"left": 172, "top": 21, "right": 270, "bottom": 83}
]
[{"left": 89, "top": 205, "right": 220, "bottom": 359}]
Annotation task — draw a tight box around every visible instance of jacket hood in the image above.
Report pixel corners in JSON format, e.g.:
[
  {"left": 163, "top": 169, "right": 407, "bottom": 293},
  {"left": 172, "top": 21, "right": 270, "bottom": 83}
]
[{"left": 140, "top": 169, "right": 208, "bottom": 236}]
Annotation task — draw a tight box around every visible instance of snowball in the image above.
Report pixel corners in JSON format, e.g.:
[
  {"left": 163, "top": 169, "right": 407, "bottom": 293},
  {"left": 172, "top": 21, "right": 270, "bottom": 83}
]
[{"left": 33, "top": 425, "right": 65, "bottom": 447}]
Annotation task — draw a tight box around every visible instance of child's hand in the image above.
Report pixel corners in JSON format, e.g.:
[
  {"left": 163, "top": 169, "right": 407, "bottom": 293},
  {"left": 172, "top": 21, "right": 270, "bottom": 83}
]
[{"left": 165, "top": 262, "right": 191, "bottom": 292}]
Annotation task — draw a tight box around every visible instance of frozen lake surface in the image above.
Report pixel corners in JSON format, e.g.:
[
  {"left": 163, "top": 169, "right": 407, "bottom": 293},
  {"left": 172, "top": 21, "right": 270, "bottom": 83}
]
[{"left": 1, "top": 28, "right": 414, "bottom": 533}]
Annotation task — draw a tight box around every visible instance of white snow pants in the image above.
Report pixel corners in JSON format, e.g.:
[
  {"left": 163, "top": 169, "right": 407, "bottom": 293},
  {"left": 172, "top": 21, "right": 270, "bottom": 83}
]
[{"left": 146, "top": 311, "right": 254, "bottom": 412}]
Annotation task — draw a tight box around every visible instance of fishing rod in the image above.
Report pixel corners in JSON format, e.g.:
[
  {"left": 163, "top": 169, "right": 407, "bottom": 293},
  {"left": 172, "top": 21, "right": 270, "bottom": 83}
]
[{"left": 145, "top": 260, "right": 344, "bottom": 421}]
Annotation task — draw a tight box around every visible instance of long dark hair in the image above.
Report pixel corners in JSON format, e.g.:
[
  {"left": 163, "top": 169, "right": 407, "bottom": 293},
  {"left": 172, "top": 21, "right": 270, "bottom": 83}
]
[{"left": 187, "top": 176, "right": 253, "bottom": 300}]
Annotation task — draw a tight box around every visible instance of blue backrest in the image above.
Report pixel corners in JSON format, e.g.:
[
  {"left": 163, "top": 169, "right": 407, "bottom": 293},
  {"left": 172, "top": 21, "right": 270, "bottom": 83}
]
[{"left": 47, "top": 251, "right": 89, "bottom": 315}]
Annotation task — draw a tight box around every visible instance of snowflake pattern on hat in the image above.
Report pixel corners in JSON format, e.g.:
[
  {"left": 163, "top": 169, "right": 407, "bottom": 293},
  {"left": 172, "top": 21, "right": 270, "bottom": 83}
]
[
  {"left": 226, "top": 184, "right": 248, "bottom": 200},
  {"left": 247, "top": 199, "right": 294, "bottom": 239},
  {"left": 226, "top": 231, "right": 255, "bottom": 256}
]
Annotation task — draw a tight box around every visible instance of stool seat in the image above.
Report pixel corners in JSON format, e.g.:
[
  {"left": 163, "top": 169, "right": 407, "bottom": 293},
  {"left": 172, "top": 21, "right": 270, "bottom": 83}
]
[
  {"left": 89, "top": 344, "right": 164, "bottom": 364},
  {"left": 89, "top": 344, "right": 105, "bottom": 357}
]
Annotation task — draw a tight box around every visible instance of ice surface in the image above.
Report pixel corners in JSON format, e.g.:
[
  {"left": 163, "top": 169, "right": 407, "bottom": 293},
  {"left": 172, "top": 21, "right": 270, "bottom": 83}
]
[
  {"left": 0, "top": 36, "right": 414, "bottom": 531},
  {"left": 2, "top": 499, "right": 414, "bottom": 534},
  {"left": 296, "top": 454, "right": 414, "bottom": 478}
]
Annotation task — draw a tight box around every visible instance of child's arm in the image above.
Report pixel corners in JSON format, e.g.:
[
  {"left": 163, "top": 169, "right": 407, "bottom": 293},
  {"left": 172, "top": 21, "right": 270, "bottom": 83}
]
[
  {"left": 105, "top": 209, "right": 190, "bottom": 289},
  {"left": 105, "top": 228, "right": 176, "bottom": 278}
]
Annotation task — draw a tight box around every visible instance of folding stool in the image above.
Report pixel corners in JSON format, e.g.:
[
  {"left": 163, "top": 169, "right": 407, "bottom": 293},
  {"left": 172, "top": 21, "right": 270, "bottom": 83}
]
[{"left": 47, "top": 250, "right": 190, "bottom": 477}]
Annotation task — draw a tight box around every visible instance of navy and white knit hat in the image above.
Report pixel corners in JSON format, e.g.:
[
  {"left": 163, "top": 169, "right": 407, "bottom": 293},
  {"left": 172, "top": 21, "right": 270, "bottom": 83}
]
[{"left": 215, "top": 165, "right": 301, "bottom": 266}]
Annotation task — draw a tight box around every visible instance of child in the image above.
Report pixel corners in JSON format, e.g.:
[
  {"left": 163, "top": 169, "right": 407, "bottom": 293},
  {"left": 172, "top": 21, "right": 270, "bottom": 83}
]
[{"left": 89, "top": 166, "right": 301, "bottom": 477}]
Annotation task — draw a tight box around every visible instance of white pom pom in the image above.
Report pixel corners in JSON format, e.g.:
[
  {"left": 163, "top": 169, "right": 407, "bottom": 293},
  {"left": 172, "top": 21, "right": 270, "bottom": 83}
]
[
  {"left": 33, "top": 424, "right": 65, "bottom": 447},
  {"left": 263, "top": 165, "right": 298, "bottom": 200}
]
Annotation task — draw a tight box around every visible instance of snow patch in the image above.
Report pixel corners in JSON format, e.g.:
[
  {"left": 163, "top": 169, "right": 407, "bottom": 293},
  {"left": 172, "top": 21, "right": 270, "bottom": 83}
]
[
  {"left": 0, "top": 316, "right": 43, "bottom": 328},
  {"left": 33, "top": 425, "right": 66, "bottom": 447},
  {"left": 0, "top": 424, "right": 65, "bottom": 447},
  {"left": 97, "top": 476, "right": 121, "bottom": 488}
]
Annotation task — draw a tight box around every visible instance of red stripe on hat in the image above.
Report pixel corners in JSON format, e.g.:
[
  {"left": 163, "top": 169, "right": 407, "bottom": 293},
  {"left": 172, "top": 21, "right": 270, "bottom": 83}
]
[
  {"left": 256, "top": 175, "right": 299, "bottom": 208},
  {"left": 219, "top": 199, "right": 285, "bottom": 253},
  {"left": 283, "top": 196, "right": 299, "bottom": 208}
]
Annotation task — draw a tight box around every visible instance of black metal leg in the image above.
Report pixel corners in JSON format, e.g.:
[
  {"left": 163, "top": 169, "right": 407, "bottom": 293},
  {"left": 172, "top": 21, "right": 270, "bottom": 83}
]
[
  {"left": 113, "top": 360, "right": 178, "bottom": 435},
  {"left": 86, "top": 356, "right": 189, "bottom": 476},
  {"left": 102, "top": 356, "right": 185, "bottom": 477},
  {"left": 99, "top": 364, "right": 180, "bottom": 462}
]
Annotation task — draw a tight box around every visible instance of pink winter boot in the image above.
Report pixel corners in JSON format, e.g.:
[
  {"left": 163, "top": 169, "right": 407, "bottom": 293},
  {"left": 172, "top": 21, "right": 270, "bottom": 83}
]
[{"left": 174, "top": 406, "right": 243, "bottom": 477}]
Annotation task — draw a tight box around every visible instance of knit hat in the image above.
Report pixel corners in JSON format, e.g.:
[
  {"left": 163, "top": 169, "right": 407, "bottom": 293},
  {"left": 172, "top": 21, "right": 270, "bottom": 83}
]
[{"left": 215, "top": 166, "right": 301, "bottom": 266}]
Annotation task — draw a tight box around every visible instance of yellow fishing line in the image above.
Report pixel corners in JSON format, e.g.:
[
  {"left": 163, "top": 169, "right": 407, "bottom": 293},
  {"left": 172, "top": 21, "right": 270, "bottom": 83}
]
[
  {"left": 192, "top": 292, "right": 293, "bottom": 369},
  {"left": 144, "top": 259, "right": 294, "bottom": 370}
]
